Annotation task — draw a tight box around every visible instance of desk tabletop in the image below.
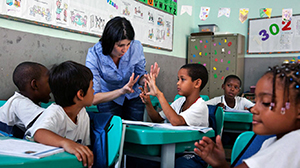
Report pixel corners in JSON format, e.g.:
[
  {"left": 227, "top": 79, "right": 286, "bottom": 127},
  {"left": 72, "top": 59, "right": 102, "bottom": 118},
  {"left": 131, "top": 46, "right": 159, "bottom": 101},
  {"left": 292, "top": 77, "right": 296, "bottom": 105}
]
[
  {"left": 224, "top": 111, "right": 253, "bottom": 123},
  {"left": 125, "top": 125, "right": 215, "bottom": 145},
  {"left": 0, "top": 137, "right": 82, "bottom": 168}
]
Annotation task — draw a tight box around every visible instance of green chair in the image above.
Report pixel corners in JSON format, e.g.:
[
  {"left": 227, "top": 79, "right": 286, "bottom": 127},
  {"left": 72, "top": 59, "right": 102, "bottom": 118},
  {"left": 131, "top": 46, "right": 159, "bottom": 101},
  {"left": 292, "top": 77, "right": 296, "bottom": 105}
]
[
  {"left": 0, "top": 100, "right": 6, "bottom": 107},
  {"left": 214, "top": 106, "right": 225, "bottom": 136},
  {"left": 40, "top": 101, "right": 54, "bottom": 108},
  {"left": 107, "top": 115, "right": 125, "bottom": 168},
  {"left": 174, "top": 94, "right": 209, "bottom": 101},
  {"left": 231, "top": 131, "right": 255, "bottom": 164},
  {"left": 86, "top": 105, "right": 98, "bottom": 112}
]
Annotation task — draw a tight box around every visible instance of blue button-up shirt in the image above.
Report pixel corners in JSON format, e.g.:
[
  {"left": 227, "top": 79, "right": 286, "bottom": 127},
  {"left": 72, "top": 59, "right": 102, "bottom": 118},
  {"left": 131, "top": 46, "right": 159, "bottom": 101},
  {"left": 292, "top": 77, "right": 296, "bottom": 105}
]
[{"left": 86, "top": 40, "right": 147, "bottom": 105}]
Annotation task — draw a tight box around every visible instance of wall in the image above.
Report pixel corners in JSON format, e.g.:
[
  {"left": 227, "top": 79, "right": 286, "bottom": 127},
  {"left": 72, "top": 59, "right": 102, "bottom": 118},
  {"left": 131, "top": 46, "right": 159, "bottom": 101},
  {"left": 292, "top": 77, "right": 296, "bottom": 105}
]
[
  {"left": 0, "top": 27, "right": 184, "bottom": 101},
  {"left": 189, "top": 0, "right": 300, "bottom": 90}
]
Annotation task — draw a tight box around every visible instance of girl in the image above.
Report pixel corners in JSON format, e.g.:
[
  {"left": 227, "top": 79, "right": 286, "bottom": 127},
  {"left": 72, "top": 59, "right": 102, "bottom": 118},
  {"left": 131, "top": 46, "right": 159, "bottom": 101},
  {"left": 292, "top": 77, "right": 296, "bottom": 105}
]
[{"left": 194, "top": 63, "right": 300, "bottom": 168}]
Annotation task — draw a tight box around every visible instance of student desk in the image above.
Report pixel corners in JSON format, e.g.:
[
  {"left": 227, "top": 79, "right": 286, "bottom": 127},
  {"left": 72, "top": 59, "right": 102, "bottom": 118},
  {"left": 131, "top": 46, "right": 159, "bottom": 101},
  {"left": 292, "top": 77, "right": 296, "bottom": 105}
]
[
  {"left": 0, "top": 137, "right": 83, "bottom": 168},
  {"left": 223, "top": 111, "right": 253, "bottom": 133},
  {"left": 124, "top": 125, "right": 215, "bottom": 168}
]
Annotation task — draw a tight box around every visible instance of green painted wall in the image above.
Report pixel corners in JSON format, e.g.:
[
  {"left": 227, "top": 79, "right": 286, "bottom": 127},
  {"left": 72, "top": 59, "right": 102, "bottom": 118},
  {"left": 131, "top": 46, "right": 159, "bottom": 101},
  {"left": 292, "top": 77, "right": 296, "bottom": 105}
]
[{"left": 1, "top": 0, "right": 300, "bottom": 59}]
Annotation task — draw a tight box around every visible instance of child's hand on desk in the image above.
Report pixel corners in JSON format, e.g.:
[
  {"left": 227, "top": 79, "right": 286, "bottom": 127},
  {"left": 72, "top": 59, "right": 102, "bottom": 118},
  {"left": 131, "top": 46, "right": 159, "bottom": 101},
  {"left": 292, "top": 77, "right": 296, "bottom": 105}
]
[
  {"left": 194, "top": 135, "right": 228, "bottom": 168},
  {"left": 62, "top": 139, "right": 94, "bottom": 168}
]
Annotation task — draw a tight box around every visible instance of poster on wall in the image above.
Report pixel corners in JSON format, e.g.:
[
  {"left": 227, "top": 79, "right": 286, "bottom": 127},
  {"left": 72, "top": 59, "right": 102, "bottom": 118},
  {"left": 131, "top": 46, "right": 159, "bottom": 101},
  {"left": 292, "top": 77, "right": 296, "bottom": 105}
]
[
  {"left": 248, "top": 15, "right": 300, "bottom": 54},
  {"left": 0, "top": 0, "right": 174, "bottom": 51}
]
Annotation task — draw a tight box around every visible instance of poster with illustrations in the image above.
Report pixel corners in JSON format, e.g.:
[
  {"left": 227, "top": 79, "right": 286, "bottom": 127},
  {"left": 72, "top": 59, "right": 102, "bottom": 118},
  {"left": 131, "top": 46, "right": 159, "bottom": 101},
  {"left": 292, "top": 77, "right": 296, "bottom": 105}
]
[
  {"left": 24, "top": 0, "right": 53, "bottom": 24},
  {"left": 3, "top": 0, "right": 26, "bottom": 17},
  {"left": 0, "top": 0, "right": 174, "bottom": 50}
]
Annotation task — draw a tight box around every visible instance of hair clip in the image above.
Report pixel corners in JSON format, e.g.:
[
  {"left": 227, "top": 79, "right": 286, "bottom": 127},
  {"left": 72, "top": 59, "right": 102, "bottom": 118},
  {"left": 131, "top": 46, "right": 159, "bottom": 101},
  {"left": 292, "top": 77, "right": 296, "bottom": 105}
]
[
  {"left": 285, "top": 67, "right": 290, "bottom": 72},
  {"left": 285, "top": 102, "right": 290, "bottom": 110},
  {"left": 281, "top": 107, "right": 286, "bottom": 115},
  {"left": 269, "top": 102, "right": 275, "bottom": 110},
  {"left": 289, "top": 77, "right": 293, "bottom": 82},
  {"left": 280, "top": 73, "right": 285, "bottom": 77},
  {"left": 295, "top": 71, "right": 300, "bottom": 76},
  {"left": 276, "top": 69, "right": 281, "bottom": 74},
  {"left": 296, "top": 84, "right": 300, "bottom": 89}
]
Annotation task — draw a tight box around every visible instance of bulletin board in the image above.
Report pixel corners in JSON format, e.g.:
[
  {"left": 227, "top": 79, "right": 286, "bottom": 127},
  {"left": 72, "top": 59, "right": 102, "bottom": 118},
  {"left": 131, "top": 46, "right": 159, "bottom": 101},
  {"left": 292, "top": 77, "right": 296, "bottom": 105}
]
[
  {"left": 248, "top": 14, "right": 300, "bottom": 54},
  {"left": 0, "top": 0, "right": 174, "bottom": 51}
]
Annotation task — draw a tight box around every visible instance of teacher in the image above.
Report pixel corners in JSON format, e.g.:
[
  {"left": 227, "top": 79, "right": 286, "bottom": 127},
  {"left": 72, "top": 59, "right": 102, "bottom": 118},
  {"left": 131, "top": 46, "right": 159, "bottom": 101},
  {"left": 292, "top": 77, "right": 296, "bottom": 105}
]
[{"left": 86, "top": 16, "right": 152, "bottom": 121}]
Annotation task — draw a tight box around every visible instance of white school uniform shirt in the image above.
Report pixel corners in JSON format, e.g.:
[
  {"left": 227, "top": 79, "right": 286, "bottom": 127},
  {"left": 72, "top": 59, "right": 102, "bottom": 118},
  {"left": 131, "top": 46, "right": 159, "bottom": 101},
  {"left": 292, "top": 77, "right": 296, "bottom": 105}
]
[
  {"left": 205, "top": 95, "right": 254, "bottom": 111},
  {"left": 25, "top": 103, "right": 90, "bottom": 146},
  {"left": 159, "top": 97, "right": 209, "bottom": 127},
  {"left": 243, "top": 129, "right": 300, "bottom": 168},
  {"left": 0, "top": 92, "right": 44, "bottom": 132}
]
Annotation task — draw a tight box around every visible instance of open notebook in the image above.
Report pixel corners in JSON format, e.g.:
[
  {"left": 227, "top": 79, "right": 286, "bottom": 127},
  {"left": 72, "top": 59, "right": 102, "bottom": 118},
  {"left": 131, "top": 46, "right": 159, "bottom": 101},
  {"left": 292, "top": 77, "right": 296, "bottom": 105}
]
[
  {"left": 0, "top": 139, "right": 64, "bottom": 159},
  {"left": 122, "top": 120, "right": 212, "bottom": 133}
]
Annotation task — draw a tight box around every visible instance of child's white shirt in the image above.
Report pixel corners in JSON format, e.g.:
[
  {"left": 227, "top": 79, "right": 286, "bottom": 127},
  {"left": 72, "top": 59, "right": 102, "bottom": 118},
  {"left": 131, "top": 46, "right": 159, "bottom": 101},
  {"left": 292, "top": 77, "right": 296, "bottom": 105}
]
[
  {"left": 159, "top": 97, "right": 209, "bottom": 127},
  {"left": 25, "top": 103, "right": 90, "bottom": 146},
  {"left": 244, "top": 129, "right": 300, "bottom": 168},
  {"left": 0, "top": 92, "right": 44, "bottom": 132},
  {"left": 205, "top": 95, "right": 254, "bottom": 110}
]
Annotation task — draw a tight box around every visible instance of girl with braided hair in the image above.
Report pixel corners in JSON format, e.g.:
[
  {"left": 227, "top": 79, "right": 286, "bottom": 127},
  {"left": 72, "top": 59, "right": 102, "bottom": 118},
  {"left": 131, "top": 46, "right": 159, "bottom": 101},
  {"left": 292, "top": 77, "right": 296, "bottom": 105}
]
[{"left": 194, "top": 63, "right": 300, "bottom": 168}]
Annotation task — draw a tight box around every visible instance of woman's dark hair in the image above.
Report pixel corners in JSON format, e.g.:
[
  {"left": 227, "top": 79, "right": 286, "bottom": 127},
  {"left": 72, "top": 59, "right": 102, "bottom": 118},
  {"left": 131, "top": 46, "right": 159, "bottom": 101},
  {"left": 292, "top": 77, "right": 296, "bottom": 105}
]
[
  {"left": 100, "top": 16, "right": 135, "bottom": 55},
  {"left": 49, "top": 61, "right": 93, "bottom": 107},
  {"left": 180, "top": 63, "right": 208, "bottom": 90}
]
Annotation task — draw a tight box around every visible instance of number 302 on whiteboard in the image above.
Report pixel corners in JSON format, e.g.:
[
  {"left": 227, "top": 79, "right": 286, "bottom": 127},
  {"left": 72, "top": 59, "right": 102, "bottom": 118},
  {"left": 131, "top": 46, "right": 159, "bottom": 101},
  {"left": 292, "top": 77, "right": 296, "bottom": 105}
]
[{"left": 258, "top": 21, "right": 292, "bottom": 41}]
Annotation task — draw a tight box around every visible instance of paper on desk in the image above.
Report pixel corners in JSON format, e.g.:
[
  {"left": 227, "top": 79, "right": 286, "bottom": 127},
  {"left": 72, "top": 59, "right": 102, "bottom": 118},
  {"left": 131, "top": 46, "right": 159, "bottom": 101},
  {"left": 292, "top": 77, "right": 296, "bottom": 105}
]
[
  {"left": 0, "top": 139, "right": 64, "bottom": 159},
  {"left": 122, "top": 120, "right": 212, "bottom": 133}
]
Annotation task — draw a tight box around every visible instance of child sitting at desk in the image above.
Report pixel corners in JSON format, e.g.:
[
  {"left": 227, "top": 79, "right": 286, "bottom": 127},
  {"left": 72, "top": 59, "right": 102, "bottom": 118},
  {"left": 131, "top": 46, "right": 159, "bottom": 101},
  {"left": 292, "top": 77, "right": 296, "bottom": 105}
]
[
  {"left": 0, "top": 62, "right": 51, "bottom": 138},
  {"left": 205, "top": 74, "right": 254, "bottom": 111},
  {"left": 138, "top": 63, "right": 209, "bottom": 168},
  {"left": 194, "top": 63, "right": 300, "bottom": 168},
  {"left": 25, "top": 61, "right": 94, "bottom": 168}
]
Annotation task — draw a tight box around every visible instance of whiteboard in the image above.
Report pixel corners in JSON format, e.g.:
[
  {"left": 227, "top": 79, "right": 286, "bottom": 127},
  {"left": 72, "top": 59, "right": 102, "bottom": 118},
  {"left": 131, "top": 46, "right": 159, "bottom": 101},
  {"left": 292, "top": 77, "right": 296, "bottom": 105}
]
[
  {"left": 248, "top": 15, "right": 300, "bottom": 54},
  {"left": 0, "top": 0, "right": 173, "bottom": 51}
]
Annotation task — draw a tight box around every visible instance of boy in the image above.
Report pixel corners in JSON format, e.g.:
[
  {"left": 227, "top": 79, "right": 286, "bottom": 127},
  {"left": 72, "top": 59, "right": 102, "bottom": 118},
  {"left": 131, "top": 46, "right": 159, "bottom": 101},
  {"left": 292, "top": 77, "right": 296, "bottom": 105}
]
[
  {"left": 206, "top": 74, "right": 254, "bottom": 111},
  {"left": 136, "top": 63, "right": 209, "bottom": 168},
  {"left": 141, "top": 63, "right": 209, "bottom": 127},
  {"left": 0, "top": 62, "right": 51, "bottom": 138},
  {"left": 25, "top": 61, "right": 94, "bottom": 167}
]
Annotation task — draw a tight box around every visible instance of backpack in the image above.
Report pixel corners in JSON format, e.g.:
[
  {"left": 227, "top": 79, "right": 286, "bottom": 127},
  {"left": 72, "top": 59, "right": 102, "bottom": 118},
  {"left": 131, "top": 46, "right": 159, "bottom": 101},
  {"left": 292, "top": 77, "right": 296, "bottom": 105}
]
[
  {"left": 207, "top": 105, "right": 218, "bottom": 141},
  {"left": 88, "top": 112, "right": 113, "bottom": 168}
]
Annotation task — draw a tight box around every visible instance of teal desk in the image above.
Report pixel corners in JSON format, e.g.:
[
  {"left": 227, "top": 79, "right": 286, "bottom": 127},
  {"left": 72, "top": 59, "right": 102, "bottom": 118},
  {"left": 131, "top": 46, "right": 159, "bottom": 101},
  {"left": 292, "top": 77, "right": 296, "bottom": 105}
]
[
  {"left": 223, "top": 112, "right": 253, "bottom": 133},
  {"left": 124, "top": 125, "right": 215, "bottom": 168},
  {"left": 0, "top": 137, "right": 83, "bottom": 168}
]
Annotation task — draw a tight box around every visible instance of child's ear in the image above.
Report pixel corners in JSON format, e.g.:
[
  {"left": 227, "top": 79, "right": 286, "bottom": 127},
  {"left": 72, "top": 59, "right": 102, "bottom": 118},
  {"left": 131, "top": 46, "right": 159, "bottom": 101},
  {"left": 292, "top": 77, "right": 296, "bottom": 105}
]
[
  {"left": 76, "top": 89, "right": 85, "bottom": 101},
  {"left": 30, "top": 79, "right": 38, "bottom": 90},
  {"left": 221, "top": 84, "right": 225, "bottom": 90},
  {"left": 296, "top": 103, "right": 300, "bottom": 120},
  {"left": 194, "top": 79, "right": 202, "bottom": 89}
]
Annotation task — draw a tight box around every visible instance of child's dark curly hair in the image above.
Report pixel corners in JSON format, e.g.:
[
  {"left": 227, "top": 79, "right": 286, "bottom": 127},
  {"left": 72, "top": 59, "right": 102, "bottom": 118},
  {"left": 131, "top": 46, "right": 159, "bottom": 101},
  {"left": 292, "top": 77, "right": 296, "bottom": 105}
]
[{"left": 267, "top": 63, "right": 300, "bottom": 113}]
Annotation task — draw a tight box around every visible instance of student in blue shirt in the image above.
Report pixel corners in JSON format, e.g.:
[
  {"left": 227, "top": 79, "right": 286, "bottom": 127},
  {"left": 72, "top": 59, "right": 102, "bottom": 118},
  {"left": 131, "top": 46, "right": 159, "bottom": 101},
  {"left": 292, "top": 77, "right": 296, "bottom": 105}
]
[{"left": 86, "top": 16, "right": 158, "bottom": 121}]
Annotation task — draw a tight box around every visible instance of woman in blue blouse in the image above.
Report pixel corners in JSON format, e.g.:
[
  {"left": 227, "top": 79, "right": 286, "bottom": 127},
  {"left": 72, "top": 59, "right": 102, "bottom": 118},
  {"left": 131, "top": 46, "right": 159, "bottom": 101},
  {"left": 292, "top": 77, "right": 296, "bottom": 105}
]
[{"left": 86, "top": 16, "right": 158, "bottom": 121}]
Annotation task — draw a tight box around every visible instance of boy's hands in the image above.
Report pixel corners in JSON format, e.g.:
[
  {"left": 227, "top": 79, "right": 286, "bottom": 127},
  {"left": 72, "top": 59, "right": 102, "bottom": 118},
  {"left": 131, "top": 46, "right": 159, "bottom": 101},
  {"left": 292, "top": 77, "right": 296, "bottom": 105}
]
[
  {"left": 62, "top": 139, "right": 94, "bottom": 168},
  {"left": 139, "top": 83, "right": 151, "bottom": 105},
  {"left": 194, "top": 135, "right": 228, "bottom": 168},
  {"left": 121, "top": 73, "right": 139, "bottom": 94}
]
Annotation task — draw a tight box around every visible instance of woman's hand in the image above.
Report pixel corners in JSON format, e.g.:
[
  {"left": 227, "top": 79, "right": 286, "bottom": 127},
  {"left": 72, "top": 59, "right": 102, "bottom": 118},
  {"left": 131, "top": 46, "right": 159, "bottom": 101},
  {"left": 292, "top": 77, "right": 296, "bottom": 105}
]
[{"left": 121, "top": 73, "right": 139, "bottom": 94}]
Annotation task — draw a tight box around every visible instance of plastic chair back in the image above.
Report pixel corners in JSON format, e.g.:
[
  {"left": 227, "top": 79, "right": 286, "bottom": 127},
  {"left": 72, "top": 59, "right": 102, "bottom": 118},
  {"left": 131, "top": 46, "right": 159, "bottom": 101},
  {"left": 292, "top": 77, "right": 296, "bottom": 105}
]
[
  {"left": 231, "top": 131, "right": 275, "bottom": 166},
  {"left": 107, "top": 115, "right": 123, "bottom": 167},
  {"left": 0, "top": 100, "right": 6, "bottom": 107}
]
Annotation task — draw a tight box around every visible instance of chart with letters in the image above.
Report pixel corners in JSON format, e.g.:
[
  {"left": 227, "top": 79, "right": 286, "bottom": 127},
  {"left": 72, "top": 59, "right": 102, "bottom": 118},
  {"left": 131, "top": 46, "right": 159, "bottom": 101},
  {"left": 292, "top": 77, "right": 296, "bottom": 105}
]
[{"left": 248, "top": 15, "right": 300, "bottom": 54}]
